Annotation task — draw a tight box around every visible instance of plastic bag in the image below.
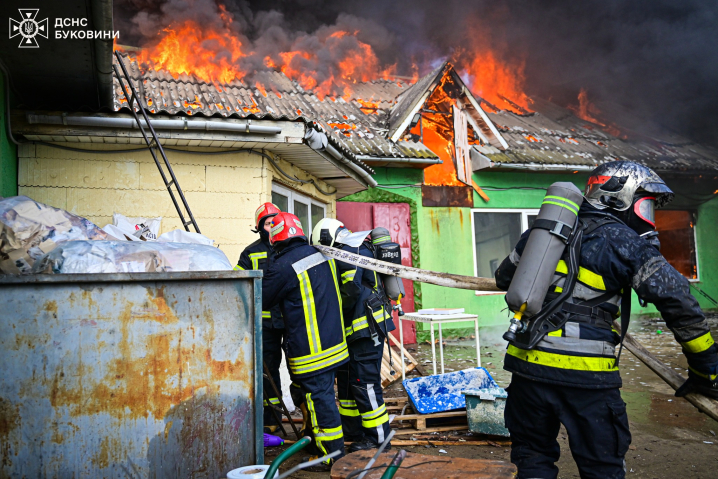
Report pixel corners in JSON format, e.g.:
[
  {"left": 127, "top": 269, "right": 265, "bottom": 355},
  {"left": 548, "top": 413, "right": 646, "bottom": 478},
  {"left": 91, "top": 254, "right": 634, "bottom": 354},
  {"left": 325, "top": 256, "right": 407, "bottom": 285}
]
[
  {"left": 157, "top": 229, "right": 214, "bottom": 246},
  {"left": 33, "top": 240, "right": 233, "bottom": 274},
  {"left": 112, "top": 213, "right": 162, "bottom": 241},
  {"left": 0, "top": 196, "right": 107, "bottom": 274}
]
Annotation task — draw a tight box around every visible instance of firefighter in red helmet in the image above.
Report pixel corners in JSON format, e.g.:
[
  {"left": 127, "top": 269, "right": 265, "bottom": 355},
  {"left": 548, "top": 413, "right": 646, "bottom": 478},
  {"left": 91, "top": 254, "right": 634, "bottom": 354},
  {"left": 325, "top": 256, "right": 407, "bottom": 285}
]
[
  {"left": 236, "top": 202, "right": 284, "bottom": 433},
  {"left": 262, "top": 212, "right": 347, "bottom": 471}
]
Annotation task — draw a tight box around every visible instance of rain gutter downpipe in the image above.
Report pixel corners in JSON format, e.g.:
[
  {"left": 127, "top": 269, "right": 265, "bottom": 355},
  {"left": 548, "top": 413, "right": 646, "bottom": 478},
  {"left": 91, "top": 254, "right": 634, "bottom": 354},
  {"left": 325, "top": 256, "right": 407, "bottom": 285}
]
[
  {"left": 26, "top": 114, "right": 283, "bottom": 135},
  {"left": 305, "top": 128, "right": 378, "bottom": 188}
]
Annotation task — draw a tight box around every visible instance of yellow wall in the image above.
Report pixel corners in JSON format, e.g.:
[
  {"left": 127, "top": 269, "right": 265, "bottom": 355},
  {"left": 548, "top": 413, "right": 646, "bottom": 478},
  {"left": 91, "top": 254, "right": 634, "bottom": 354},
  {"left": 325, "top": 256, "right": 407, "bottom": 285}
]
[{"left": 18, "top": 143, "right": 336, "bottom": 263}]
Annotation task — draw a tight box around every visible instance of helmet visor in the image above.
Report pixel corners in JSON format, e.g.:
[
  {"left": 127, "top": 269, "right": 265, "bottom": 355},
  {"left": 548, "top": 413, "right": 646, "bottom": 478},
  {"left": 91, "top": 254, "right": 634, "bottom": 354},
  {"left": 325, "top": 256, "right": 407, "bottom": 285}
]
[{"left": 634, "top": 197, "right": 655, "bottom": 227}]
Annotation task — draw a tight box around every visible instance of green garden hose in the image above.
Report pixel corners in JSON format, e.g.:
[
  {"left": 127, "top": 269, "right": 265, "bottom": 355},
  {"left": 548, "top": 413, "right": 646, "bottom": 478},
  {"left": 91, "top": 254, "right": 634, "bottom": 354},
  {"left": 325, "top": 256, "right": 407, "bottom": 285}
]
[
  {"left": 263, "top": 436, "right": 311, "bottom": 478},
  {"left": 380, "top": 450, "right": 407, "bottom": 479}
]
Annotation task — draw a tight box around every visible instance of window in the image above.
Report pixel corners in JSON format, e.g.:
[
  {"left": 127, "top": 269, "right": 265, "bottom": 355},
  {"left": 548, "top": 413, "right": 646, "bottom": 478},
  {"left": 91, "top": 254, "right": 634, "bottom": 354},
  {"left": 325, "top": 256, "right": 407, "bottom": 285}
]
[
  {"left": 471, "top": 209, "right": 539, "bottom": 282},
  {"left": 470, "top": 209, "right": 700, "bottom": 284},
  {"left": 655, "top": 210, "right": 698, "bottom": 280},
  {"left": 271, "top": 183, "right": 326, "bottom": 235}
]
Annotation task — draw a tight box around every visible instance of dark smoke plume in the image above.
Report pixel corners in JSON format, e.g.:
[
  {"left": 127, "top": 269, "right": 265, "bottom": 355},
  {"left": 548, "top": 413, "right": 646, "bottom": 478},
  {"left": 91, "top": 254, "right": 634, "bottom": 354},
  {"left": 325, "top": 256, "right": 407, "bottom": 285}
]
[{"left": 114, "top": 0, "right": 718, "bottom": 145}]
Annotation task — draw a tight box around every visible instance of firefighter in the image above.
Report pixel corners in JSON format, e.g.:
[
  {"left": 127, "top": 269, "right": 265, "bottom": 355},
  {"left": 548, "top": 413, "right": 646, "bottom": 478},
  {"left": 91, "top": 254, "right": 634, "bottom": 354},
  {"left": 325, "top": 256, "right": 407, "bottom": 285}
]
[
  {"left": 262, "top": 212, "right": 347, "bottom": 470},
  {"left": 495, "top": 161, "right": 718, "bottom": 479},
  {"left": 311, "top": 218, "right": 394, "bottom": 452},
  {"left": 235, "top": 202, "right": 284, "bottom": 433}
]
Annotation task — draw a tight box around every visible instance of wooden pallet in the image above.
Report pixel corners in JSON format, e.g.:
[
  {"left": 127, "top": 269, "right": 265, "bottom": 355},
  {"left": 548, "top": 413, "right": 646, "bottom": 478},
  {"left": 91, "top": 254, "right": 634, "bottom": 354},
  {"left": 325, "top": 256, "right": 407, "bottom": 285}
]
[
  {"left": 380, "top": 333, "right": 421, "bottom": 388},
  {"left": 385, "top": 396, "right": 469, "bottom": 435}
]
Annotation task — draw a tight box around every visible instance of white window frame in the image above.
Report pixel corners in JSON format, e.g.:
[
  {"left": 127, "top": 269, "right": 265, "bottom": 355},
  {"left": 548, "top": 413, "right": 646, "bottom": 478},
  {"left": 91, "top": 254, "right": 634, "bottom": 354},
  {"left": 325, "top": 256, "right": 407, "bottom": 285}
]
[
  {"left": 690, "top": 220, "right": 700, "bottom": 282},
  {"left": 470, "top": 208, "right": 540, "bottom": 296},
  {"left": 271, "top": 183, "right": 327, "bottom": 235}
]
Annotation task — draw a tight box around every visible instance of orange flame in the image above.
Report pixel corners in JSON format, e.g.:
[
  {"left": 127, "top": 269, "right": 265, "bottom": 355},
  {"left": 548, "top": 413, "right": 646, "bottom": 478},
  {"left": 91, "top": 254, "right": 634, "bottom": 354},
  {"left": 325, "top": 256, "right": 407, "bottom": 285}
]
[
  {"left": 456, "top": 50, "right": 532, "bottom": 114},
  {"left": 569, "top": 88, "right": 623, "bottom": 137},
  {"left": 137, "top": 18, "right": 247, "bottom": 84}
]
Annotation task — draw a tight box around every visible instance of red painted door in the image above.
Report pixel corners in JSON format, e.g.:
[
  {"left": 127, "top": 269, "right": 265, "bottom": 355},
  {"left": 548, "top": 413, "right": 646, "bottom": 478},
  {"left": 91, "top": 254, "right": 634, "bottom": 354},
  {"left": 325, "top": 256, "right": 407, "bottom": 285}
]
[{"left": 336, "top": 202, "right": 417, "bottom": 344}]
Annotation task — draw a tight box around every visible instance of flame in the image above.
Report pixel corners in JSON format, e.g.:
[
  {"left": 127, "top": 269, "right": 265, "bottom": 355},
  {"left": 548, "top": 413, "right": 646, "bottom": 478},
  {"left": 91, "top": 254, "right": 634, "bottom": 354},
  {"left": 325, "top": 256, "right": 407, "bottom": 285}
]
[
  {"left": 456, "top": 50, "right": 532, "bottom": 114},
  {"left": 279, "top": 31, "right": 394, "bottom": 99},
  {"left": 422, "top": 126, "right": 465, "bottom": 187},
  {"left": 571, "top": 88, "right": 602, "bottom": 124},
  {"left": 569, "top": 88, "right": 623, "bottom": 137},
  {"left": 137, "top": 18, "right": 247, "bottom": 84},
  {"left": 355, "top": 98, "right": 381, "bottom": 114},
  {"left": 255, "top": 82, "right": 267, "bottom": 97}
]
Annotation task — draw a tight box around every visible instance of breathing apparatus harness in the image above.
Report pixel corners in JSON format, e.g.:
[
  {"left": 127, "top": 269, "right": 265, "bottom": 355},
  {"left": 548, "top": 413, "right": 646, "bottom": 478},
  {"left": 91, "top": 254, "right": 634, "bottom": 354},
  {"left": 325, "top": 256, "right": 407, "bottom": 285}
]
[
  {"left": 505, "top": 213, "right": 632, "bottom": 366},
  {"left": 362, "top": 238, "right": 400, "bottom": 375}
]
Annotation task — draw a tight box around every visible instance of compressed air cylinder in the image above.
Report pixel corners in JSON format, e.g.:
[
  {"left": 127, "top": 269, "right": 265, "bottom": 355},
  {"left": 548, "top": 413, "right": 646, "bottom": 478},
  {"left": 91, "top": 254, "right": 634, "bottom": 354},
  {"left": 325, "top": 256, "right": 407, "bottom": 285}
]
[
  {"left": 370, "top": 227, "right": 406, "bottom": 301},
  {"left": 505, "top": 182, "right": 584, "bottom": 317}
]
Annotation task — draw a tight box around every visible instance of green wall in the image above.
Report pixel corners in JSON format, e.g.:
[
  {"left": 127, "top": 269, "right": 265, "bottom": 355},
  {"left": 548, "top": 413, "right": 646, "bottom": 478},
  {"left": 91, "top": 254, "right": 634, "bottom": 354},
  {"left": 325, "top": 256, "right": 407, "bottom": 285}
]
[
  {"left": 0, "top": 72, "right": 17, "bottom": 198},
  {"left": 343, "top": 166, "right": 718, "bottom": 337}
]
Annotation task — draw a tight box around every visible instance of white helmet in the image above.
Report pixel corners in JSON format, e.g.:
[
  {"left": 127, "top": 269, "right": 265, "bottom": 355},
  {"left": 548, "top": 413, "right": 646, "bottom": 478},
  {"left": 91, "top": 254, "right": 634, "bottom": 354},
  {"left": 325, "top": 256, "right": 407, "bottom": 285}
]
[{"left": 311, "top": 218, "right": 346, "bottom": 247}]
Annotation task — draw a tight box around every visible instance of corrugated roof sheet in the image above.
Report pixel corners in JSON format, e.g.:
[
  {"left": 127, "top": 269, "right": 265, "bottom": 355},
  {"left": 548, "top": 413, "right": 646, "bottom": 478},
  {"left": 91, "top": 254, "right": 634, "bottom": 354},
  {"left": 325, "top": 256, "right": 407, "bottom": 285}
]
[
  {"left": 113, "top": 53, "right": 718, "bottom": 173},
  {"left": 479, "top": 97, "right": 718, "bottom": 172},
  {"left": 113, "top": 53, "right": 438, "bottom": 165}
]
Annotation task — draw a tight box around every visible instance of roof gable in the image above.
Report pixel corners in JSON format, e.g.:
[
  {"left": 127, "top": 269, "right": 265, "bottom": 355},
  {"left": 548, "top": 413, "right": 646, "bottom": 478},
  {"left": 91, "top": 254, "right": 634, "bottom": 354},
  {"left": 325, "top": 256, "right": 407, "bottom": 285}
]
[{"left": 387, "top": 62, "right": 507, "bottom": 149}]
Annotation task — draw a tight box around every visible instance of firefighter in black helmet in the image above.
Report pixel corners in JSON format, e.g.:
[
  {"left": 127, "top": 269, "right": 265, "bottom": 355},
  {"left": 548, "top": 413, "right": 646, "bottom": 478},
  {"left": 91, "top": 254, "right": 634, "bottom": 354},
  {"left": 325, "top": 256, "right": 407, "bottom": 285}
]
[{"left": 495, "top": 161, "right": 718, "bottom": 479}]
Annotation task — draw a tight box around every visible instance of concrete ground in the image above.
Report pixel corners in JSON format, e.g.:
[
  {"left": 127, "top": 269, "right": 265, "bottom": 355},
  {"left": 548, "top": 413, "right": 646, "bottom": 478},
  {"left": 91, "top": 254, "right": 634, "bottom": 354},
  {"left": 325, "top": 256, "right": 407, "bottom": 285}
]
[{"left": 263, "top": 313, "right": 718, "bottom": 478}]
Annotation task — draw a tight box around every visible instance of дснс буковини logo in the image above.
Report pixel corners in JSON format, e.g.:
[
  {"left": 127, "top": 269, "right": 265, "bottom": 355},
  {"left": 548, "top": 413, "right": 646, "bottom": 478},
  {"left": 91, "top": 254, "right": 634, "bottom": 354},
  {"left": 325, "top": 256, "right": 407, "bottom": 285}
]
[{"left": 9, "top": 9, "right": 48, "bottom": 48}]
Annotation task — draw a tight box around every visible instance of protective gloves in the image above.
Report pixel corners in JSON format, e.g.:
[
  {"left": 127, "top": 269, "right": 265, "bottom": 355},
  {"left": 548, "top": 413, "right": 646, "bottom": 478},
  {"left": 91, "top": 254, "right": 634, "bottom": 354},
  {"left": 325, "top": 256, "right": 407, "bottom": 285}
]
[{"left": 675, "top": 373, "right": 718, "bottom": 400}]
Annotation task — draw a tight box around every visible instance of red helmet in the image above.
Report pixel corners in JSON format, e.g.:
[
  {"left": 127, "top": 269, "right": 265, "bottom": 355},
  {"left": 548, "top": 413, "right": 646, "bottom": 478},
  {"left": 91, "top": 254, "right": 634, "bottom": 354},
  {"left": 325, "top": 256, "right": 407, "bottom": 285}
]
[
  {"left": 269, "top": 212, "right": 306, "bottom": 244},
  {"left": 254, "top": 202, "right": 281, "bottom": 229}
]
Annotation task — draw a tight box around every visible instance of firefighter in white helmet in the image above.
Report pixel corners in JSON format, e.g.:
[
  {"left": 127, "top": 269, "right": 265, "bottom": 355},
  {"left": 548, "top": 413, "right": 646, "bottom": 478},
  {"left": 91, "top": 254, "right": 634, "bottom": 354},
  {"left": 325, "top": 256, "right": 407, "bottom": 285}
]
[{"left": 312, "top": 218, "right": 395, "bottom": 452}]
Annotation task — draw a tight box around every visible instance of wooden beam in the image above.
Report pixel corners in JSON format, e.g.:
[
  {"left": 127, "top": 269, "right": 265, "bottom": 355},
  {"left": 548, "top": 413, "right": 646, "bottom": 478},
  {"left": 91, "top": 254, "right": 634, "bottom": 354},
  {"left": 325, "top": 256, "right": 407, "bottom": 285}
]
[
  {"left": 614, "top": 321, "right": 718, "bottom": 422},
  {"left": 315, "top": 245, "right": 501, "bottom": 292},
  {"left": 472, "top": 179, "right": 490, "bottom": 202}
]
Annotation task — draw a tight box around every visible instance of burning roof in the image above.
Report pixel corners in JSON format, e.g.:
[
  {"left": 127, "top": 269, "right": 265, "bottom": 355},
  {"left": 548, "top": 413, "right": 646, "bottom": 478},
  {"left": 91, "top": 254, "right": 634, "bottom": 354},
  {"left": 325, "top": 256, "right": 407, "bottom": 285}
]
[
  {"left": 113, "top": 52, "right": 437, "bottom": 163},
  {"left": 113, "top": 52, "right": 718, "bottom": 174}
]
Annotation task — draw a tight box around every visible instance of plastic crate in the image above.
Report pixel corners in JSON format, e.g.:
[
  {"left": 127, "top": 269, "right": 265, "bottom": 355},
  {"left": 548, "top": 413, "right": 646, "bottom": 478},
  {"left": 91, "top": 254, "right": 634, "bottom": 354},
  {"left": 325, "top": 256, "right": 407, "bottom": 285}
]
[
  {"left": 462, "top": 388, "right": 510, "bottom": 437},
  {"left": 402, "top": 367, "right": 499, "bottom": 414}
]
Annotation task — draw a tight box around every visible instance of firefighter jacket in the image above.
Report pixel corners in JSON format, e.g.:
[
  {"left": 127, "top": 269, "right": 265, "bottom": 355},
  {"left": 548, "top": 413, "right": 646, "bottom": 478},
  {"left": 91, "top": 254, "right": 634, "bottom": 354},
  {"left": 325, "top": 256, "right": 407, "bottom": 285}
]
[
  {"left": 236, "top": 237, "right": 284, "bottom": 330},
  {"left": 262, "top": 239, "right": 348, "bottom": 378},
  {"left": 495, "top": 207, "right": 718, "bottom": 389},
  {"left": 336, "top": 241, "right": 396, "bottom": 343}
]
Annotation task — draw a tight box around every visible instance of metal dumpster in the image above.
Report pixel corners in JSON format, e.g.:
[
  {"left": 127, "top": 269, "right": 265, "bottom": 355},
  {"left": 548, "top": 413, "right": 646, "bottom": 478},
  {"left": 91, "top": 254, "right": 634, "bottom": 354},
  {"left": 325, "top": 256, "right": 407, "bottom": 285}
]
[{"left": 0, "top": 271, "right": 263, "bottom": 478}]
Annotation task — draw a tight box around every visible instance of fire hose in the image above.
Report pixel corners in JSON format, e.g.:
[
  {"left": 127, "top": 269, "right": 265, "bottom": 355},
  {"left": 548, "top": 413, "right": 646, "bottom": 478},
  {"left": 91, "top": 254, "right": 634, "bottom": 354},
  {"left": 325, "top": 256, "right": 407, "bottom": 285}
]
[{"left": 315, "top": 245, "right": 718, "bottom": 420}]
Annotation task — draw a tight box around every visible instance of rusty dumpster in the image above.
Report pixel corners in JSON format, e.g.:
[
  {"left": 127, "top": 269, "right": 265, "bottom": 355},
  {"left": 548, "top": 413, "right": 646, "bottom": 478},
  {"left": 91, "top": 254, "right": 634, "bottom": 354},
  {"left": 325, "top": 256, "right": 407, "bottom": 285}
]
[{"left": 0, "top": 271, "right": 263, "bottom": 478}]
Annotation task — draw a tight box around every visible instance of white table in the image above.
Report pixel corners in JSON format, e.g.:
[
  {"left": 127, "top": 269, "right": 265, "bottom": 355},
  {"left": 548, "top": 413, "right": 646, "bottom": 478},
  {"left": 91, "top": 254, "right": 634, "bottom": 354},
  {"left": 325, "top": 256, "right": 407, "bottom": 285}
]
[{"left": 398, "top": 312, "right": 481, "bottom": 379}]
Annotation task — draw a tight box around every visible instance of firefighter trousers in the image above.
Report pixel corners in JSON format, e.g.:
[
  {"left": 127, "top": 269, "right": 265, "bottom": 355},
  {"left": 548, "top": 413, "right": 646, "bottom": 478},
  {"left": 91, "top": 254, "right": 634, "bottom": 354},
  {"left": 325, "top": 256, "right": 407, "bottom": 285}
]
[
  {"left": 290, "top": 369, "right": 345, "bottom": 460},
  {"left": 336, "top": 336, "right": 391, "bottom": 445},
  {"left": 504, "top": 374, "right": 631, "bottom": 479},
  {"left": 262, "top": 326, "right": 284, "bottom": 428}
]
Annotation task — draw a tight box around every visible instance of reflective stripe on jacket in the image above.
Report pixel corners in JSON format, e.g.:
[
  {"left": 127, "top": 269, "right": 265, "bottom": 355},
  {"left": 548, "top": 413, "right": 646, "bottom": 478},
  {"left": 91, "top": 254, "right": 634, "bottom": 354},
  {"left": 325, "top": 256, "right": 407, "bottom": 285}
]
[
  {"left": 237, "top": 237, "right": 283, "bottom": 329},
  {"left": 496, "top": 208, "right": 717, "bottom": 389},
  {"left": 335, "top": 242, "right": 395, "bottom": 342},
  {"left": 263, "top": 241, "right": 348, "bottom": 378}
]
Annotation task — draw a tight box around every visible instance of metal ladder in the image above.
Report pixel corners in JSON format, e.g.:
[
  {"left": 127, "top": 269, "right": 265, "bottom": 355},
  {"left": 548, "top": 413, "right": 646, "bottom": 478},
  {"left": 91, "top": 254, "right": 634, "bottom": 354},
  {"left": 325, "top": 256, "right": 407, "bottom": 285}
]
[{"left": 112, "top": 51, "right": 200, "bottom": 233}]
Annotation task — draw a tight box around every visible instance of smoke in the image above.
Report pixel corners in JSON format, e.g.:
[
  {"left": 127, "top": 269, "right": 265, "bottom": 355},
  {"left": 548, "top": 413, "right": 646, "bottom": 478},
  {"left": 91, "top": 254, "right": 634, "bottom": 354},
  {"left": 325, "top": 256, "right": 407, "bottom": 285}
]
[{"left": 113, "top": 0, "right": 718, "bottom": 145}]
